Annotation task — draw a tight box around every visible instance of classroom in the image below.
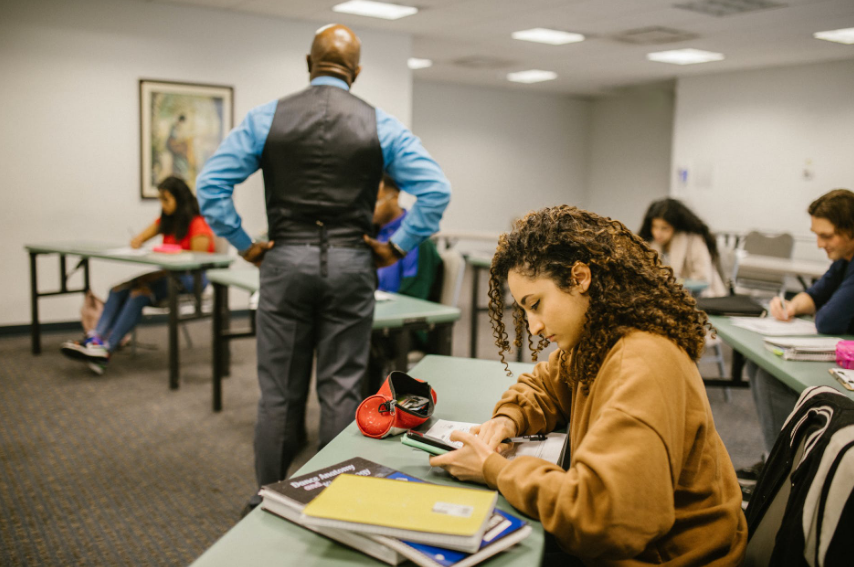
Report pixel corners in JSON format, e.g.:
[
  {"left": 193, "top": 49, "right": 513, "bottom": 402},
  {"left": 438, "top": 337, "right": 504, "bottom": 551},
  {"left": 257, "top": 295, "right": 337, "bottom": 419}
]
[{"left": 3, "top": 0, "right": 854, "bottom": 565}]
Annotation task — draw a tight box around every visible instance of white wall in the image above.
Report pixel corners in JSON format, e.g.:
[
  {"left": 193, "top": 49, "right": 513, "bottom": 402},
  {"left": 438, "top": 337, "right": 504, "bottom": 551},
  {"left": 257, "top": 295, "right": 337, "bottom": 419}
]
[
  {"left": 0, "top": 0, "right": 411, "bottom": 326},
  {"left": 412, "top": 81, "right": 591, "bottom": 248},
  {"left": 671, "top": 59, "right": 854, "bottom": 259},
  {"left": 585, "top": 84, "right": 674, "bottom": 231}
]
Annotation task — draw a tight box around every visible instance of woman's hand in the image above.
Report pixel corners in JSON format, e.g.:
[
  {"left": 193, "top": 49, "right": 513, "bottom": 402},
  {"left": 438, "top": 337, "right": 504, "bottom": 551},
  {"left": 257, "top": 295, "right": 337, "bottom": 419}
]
[
  {"left": 471, "top": 416, "right": 518, "bottom": 451},
  {"left": 130, "top": 236, "right": 144, "bottom": 249},
  {"left": 428, "top": 430, "right": 495, "bottom": 485}
]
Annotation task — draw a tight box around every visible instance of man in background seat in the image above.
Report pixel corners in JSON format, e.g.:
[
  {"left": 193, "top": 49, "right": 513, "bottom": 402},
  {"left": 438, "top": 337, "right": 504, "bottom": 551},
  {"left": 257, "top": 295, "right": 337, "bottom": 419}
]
[{"left": 740, "top": 188, "right": 854, "bottom": 486}]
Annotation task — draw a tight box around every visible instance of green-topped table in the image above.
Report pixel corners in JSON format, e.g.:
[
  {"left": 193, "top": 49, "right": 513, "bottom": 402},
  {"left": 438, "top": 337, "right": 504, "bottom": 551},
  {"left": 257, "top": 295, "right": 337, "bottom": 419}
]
[
  {"left": 207, "top": 268, "right": 462, "bottom": 412},
  {"left": 191, "top": 355, "right": 542, "bottom": 567},
  {"left": 25, "top": 241, "right": 233, "bottom": 388},
  {"left": 708, "top": 315, "right": 854, "bottom": 399}
]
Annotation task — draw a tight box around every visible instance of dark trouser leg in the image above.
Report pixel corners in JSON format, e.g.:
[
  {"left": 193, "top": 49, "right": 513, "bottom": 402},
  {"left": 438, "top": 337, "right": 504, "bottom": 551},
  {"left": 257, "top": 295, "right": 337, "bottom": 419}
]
[
  {"left": 747, "top": 361, "right": 799, "bottom": 453},
  {"left": 314, "top": 248, "right": 375, "bottom": 450},
  {"left": 253, "top": 246, "right": 316, "bottom": 487}
]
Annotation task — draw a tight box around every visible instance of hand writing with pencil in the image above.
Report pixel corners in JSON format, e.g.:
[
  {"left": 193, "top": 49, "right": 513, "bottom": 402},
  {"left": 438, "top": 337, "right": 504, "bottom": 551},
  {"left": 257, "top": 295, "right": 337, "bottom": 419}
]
[{"left": 769, "top": 295, "right": 797, "bottom": 322}]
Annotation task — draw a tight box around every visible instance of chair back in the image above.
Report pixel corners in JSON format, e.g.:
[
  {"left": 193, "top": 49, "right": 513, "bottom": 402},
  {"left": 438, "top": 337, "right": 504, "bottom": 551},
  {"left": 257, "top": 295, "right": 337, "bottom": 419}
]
[
  {"left": 438, "top": 248, "right": 465, "bottom": 308},
  {"left": 734, "top": 231, "right": 794, "bottom": 296}
]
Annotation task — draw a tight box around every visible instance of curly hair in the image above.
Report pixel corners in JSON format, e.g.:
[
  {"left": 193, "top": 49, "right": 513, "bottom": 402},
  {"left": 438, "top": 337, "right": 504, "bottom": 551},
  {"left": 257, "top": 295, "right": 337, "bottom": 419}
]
[{"left": 489, "top": 205, "right": 711, "bottom": 389}]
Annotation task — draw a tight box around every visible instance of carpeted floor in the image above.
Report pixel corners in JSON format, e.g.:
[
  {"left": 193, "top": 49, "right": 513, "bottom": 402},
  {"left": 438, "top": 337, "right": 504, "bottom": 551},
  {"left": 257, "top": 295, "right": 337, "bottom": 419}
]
[
  {"left": 0, "top": 292, "right": 765, "bottom": 565},
  {"left": 0, "top": 320, "right": 320, "bottom": 566}
]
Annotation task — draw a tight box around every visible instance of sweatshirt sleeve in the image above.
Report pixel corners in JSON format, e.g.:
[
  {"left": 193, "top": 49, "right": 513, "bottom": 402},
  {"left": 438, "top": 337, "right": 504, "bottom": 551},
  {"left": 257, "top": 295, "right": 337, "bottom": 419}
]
[
  {"left": 491, "top": 350, "right": 572, "bottom": 435},
  {"left": 486, "top": 338, "right": 687, "bottom": 560}
]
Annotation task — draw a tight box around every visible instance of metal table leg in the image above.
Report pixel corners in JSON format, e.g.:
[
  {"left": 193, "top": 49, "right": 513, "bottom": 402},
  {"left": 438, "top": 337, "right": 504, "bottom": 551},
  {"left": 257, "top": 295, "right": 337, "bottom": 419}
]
[
  {"left": 30, "top": 252, "right": 41, "bottom": 355},
  {"left": 168, "top": 273, "right": 180, "bottom": 389},
  {"left": 212, "top": 282, "right": 225, "bottom": 412},
  {"left": 469, "top": 265, "right": 480, "bottom": 358}
]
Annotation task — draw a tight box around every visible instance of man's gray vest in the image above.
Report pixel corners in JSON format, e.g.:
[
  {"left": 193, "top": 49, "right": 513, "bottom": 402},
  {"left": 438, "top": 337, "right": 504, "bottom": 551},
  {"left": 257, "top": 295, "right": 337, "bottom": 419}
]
[{"left": 260, "top": 83, "right": 384, "bottom": 245}]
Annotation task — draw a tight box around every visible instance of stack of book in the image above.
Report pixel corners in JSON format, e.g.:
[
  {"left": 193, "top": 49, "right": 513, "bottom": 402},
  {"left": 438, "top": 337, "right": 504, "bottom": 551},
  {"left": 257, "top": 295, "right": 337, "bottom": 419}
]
[
  {"left": 763, "top": 336, "right": 842, "bottom": 361},
  {"left": 259, "top": 457, "right": 531, "bottom": 567}
]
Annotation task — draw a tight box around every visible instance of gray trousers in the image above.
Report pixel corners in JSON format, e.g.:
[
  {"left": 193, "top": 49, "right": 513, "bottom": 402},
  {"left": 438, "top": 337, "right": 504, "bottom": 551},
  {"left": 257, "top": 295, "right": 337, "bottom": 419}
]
[
  {"left": 746, "top": 360, "right": 800, "bottom": 453},
  {"left": 254, "top": 245, "right": 375, "bottom": 487}
]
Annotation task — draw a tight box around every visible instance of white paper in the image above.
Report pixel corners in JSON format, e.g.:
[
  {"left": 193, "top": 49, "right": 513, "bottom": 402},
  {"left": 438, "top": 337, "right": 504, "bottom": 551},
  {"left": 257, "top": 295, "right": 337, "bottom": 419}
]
[
  {"left": 730, "top": 317, "right": 817, "bottom": 336},
  {"left": 374, "top": 290, "right": 396, "bottom": 302},
  {"left": 104, "top": 247, "right": 149, "bottom": 256},
  {"left": 422, "top": 419, "right": 566, "bottom": 464},
  {"left": 763, "top": 337, "right": 842, "bottom": 351}
]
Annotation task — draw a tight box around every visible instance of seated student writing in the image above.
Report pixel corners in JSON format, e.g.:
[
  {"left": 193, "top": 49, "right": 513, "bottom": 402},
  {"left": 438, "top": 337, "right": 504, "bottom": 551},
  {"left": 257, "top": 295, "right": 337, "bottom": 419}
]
[
  {"left": 738, "top": 188, "right": 854, "bottom": 484},
  {"left": 639, "top": 198, "right": 727, "bottom": 297},
  {"left": 430, "top": 206, "right": 746, "bottom": 566},
  {"left": 61, "top": 176, "right": 214, "bottom": 374}
]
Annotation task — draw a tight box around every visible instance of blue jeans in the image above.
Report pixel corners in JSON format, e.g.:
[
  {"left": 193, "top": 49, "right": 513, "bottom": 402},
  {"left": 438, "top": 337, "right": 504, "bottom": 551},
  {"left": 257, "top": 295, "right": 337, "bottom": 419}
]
[{"left": 95, "top": 273, "right": 206, "bottom": 352}]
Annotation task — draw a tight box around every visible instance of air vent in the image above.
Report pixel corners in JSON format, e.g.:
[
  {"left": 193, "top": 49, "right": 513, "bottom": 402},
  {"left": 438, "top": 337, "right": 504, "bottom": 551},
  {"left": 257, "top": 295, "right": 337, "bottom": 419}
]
[
  {"left": 674, "top": 0, "right": 786, "bottom": 17},
  {"left": 451, "top": 56, "right": 514, "bottom": 69},
  {"left": 612, "top": 26, "right": 699, "bottom": 45}
]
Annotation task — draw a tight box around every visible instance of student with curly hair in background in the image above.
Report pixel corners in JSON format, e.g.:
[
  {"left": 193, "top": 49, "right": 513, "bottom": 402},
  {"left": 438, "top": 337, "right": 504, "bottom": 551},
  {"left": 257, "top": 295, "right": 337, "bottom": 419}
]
[
  {"left": 639, "top": 198, "right": 727, "bottom": 297},
  {"left": 430, "top": 206, "right": 746, "bottom": 566}
]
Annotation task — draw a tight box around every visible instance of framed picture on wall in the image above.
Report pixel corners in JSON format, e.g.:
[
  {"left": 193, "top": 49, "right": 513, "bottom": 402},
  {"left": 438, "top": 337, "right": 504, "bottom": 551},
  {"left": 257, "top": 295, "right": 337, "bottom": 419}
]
[{"left": 139, "top": 79, "right": 233, "bottom": 199}]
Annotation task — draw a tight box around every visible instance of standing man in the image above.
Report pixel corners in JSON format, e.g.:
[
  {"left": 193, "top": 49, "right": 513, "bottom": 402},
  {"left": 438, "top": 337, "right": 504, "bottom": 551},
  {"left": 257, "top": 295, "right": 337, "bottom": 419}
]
[
  {"left": 196, "top": 24, "right": 451, "bottom": 511},
  {"left": 740, "top": 188, "right": 854, "bottom": 484}
]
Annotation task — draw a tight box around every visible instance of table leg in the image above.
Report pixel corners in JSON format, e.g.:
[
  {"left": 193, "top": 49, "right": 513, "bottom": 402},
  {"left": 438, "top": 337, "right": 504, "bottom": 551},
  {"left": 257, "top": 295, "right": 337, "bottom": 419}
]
[
  {"left": 168, "top": 273, "right": 180, "bottom": 389},
  {"left": 29, "top": 252, "right": 41, "bottom": 355},
  {"left": 393, "top": 330, "right": 410, "bottom": 372},
  {"left": 435, "top": 324, "right": 453, "bottom": 356},
  {"left": 469, "top": 265, "right": 480, "bottom": 358},
  {"left": 223, "top": 287, "right": 232, "bottom": 376},
  {"left": 212, "top": 282, "right": 225, "bottom": 412}
]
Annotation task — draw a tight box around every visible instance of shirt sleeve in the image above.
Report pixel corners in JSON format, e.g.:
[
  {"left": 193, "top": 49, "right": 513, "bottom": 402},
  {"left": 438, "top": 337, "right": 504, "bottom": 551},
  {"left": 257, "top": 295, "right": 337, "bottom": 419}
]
[
  {"left": 491, "top": 350, "right": 573, "bottom": 435},
  {"left": 376, "top": 108, "right": 451, "bottom": 253},
  {"left": 195, "top": 100, "right": 277, "bottom": 252},
  {"left": 808, "top": 261, "right": 854, "bottom": 334}
]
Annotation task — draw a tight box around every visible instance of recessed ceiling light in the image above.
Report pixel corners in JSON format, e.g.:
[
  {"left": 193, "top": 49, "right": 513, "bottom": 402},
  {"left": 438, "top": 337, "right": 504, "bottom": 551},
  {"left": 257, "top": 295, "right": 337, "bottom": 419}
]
[
  {"left": 814, "top": 27, "right": 854, "bottom": 45},
  {"left": 646, "top": 48, "right": 724, "bottom": 65},
  {"left": 407, "top": 58, "right": 433, "bottom": 70},
  {"left": 511, "top": 28, "right": 585, "bottom": 45},
  {"left": 507, "top": 70, "right": 557, "bottom": 84},
  {"left": 332, "top": 1, "right": 417, "bottom": 20}
]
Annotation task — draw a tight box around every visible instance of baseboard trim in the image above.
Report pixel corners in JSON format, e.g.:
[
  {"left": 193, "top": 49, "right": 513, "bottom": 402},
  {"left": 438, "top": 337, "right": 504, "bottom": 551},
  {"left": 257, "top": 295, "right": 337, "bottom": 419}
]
[{"left": 0, "top": 310, "right": 253, "bottom": 338}]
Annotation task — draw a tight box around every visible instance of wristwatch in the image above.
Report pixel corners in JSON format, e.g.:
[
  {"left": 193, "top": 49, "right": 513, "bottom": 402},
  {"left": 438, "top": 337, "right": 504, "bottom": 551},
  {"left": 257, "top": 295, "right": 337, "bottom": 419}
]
[{"left": 388, "top": 241, "right": 407, "bottom": 259}]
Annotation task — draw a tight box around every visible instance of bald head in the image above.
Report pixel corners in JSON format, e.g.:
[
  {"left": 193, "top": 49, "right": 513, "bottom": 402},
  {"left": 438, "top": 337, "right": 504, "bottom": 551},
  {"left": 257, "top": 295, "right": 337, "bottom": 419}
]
[{"left": 307, "top": 24, "right": 362, "bottom": 85}]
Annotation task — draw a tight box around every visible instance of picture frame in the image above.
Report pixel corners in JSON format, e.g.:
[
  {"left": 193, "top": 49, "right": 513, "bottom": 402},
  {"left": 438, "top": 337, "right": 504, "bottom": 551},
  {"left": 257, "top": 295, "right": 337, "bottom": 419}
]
[{"left": 139, "top": 79, "right": 233, "bottom": 199}]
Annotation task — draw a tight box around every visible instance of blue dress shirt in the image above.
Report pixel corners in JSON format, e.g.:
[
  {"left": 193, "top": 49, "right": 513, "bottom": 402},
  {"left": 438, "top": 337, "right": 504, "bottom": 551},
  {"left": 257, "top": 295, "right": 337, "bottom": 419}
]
[
  {"left": 806, "top": 259, "right": 854, "bottom": 334},
  {"left": 376, "top": 210, "right": 420, "bottom": 293},
  {"left": 196, "top": 76, "right": 451, "bottom": 253}
]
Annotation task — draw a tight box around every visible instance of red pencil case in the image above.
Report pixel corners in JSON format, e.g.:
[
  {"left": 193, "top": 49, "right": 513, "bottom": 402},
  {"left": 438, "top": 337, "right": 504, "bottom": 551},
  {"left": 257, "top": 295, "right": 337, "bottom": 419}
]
[{"left": 355, "top": 372, "right": 437, "bottom": 439}]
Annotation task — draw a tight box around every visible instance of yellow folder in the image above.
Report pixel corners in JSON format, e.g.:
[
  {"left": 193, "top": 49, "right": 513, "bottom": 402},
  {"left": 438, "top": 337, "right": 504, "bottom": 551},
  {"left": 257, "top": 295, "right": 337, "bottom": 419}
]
[{"left": 300, "top": 474, "right": 498, "bottom": 553}]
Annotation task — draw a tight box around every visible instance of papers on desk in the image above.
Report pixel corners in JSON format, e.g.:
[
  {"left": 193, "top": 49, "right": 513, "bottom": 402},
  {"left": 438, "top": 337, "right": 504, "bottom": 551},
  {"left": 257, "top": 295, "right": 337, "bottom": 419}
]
[
  {"left": 730, "top": 317, "right": 817, "bottom": 336},
  {"left": 417, "top": 419, "right": 566, "bottom": 465},
  {"left": 375, "top": 290, "right": 396, "bottom": 302},
  {"left": 103, "top": 247, "right": 149, "bottom": 256}
]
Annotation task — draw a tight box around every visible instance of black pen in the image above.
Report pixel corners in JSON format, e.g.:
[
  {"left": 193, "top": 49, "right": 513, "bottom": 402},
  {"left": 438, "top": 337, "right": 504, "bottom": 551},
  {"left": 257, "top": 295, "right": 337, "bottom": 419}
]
[{"left": 502, "top": 434, "right": 548, "bottom": 443}]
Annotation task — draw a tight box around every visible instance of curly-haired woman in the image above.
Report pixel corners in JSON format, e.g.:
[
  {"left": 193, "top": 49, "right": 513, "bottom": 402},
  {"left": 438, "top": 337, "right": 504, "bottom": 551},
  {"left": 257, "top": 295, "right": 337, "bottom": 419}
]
[
  {"left": 639, "top": 198, "right": 727, "bottom": 297},
  {"left": 430, "top": 206, "right": 746, "bottom": 566}
]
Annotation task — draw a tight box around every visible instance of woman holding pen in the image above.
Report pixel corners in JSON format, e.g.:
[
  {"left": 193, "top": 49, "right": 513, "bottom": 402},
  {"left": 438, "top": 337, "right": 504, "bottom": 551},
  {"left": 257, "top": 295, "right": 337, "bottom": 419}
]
[
  {"left": 430, "top": 206, "right": 746, "bottom": 566},
  {"left": 60, "top": 176, "right": 214, "bottom": 375}
]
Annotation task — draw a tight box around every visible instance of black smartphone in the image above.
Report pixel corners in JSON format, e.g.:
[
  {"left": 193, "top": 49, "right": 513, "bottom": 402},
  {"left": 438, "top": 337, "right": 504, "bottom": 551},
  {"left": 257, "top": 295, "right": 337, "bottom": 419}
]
[{"left": 402, "top": 431, "right": 458, "bottom": 455}]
